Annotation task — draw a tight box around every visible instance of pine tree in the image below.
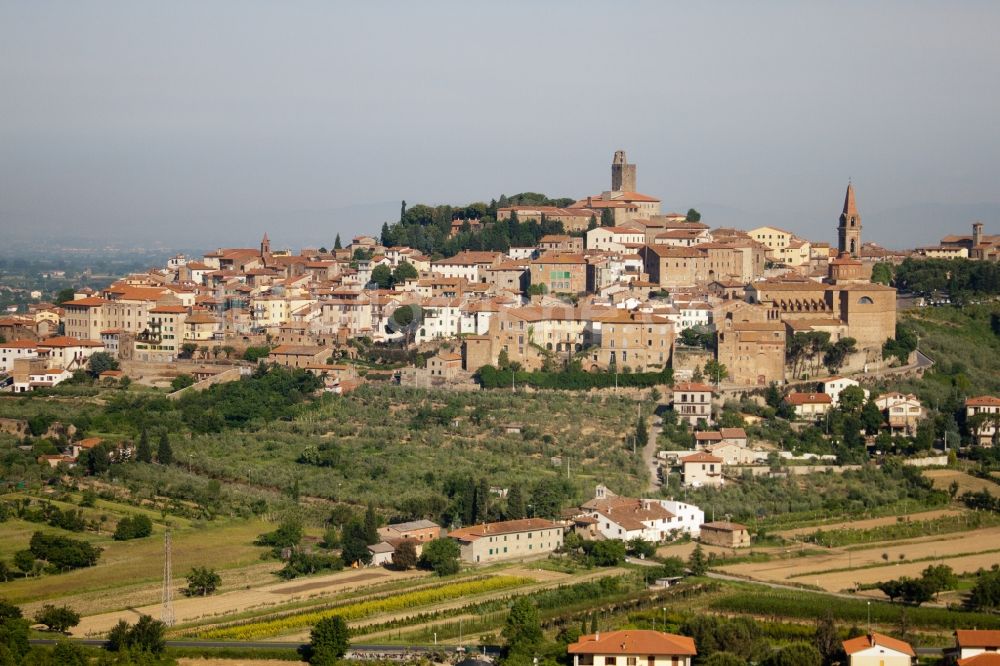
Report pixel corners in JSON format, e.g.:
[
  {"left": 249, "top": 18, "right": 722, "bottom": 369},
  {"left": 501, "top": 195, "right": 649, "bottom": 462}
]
[
  {"left": 157, "top": 432, "right": 173, "bottom": 465},
  {"left": 136, "top": 428, "right": 152, "bottom": 463},
  {"left": 334, "top": 234, "right": 342, "bottom": 250}
]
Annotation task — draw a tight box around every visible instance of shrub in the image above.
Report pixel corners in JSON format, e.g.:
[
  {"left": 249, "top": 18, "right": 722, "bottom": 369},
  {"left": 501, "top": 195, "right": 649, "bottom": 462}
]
[
  {"left": 112, "top": 514, "right": 153, "bottom": 541},
  {"left": 28, "top": 532, "right": 100, "bottom": 571}
]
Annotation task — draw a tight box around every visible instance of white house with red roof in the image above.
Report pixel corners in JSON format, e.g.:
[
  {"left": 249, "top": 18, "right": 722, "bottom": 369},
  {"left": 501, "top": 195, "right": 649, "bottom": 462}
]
[
  {"left": 680, "top": 451, "right": 724, "bottom": 488},
  {"left": 568, "top": 630, "right": 696, "bottom": 666},
  {"left": 966, "top": 396, "right": 1000, "bottom": 446},
  {"left": 842, "top": 632, "right": 915, "bottom": 666}
]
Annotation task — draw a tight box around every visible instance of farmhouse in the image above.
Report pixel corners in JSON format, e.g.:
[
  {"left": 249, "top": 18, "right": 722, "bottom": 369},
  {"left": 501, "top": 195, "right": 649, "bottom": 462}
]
[
  {"left": 699, "top": 521, "right": 751, "bottom": 548},
  {"left": 680, "top": 451, "right": 723, "bottom": 488},
  {"left": 568, "top": 630, "right": 697, "bottom": 666},
  {"left": 966, "top": 396, "right": 1000, "bottom": 446},
  {"left": 447, "top": 518, "right": 563, "bottom": 564},
  {"left": 786, "top": 392, "right": 832, "bottom": 419},
  {"left": 842, "top": 632, "right": 915, "bottom": 666}
]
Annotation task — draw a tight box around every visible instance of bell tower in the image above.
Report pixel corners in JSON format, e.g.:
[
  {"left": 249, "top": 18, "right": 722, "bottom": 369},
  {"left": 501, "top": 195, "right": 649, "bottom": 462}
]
[
  {"left": 611, "top": 150, "right": 636, "bottom": 192},
  {"left": 838, "top": 182, "right": 862, "bottom": 258}
]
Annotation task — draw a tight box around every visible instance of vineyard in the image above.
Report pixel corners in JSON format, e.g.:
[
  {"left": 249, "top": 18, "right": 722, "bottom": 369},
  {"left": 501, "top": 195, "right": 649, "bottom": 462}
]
[
  {"left": 196, "top": 575, "right": 531, "bottom": 640},
  {"left": 803, "top": 512, "right": 1000, "bottom": 547},
  {"left": 708, "top": 588, "right": 1000, "bottom": 630}
]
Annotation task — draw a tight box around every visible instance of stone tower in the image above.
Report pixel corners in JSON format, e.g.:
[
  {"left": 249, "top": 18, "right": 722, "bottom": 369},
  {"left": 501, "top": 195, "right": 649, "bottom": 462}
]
[
  {"left": 838, "top": 182, "right": 862, "bottom": 258},
  {"left": 973, "top": 222, "right": 984, "bottom": 247},
  {"left": 611, "top": 150, "right": 636, "bottom": 192},
  {"left": 260, "top": 232, "right": 271, "bottom": 257}
]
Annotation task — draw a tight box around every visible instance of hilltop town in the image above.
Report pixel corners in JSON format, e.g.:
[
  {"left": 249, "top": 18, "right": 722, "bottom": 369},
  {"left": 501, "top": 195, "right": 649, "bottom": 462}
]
[{"left": 1, "top": 153, "right": 1000, "bottom": 666}]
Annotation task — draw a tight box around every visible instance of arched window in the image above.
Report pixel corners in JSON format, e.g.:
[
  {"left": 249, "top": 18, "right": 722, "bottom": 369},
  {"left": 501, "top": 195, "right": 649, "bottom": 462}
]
[
  {"left": 858, "top": 296, "right": 874, "bottom": 305},
  {"left": 850, "top": 239, "right": 857, "bottom": 254}
]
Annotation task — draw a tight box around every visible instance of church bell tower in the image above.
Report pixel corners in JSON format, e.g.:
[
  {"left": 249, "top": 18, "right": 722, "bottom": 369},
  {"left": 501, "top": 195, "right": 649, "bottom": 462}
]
[{"left": 838, "top": 182, "right": 862, "bottom": 258}]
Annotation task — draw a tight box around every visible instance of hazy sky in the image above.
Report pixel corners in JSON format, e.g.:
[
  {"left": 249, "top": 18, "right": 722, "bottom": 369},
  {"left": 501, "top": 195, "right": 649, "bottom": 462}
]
[{"left": 1, "top": 1, "right": 998, "bottom": 250}]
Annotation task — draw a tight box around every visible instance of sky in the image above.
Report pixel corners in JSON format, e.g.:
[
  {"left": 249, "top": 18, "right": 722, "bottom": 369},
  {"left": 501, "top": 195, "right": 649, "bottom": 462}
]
[{"left": 1, "top": 1, "right": 999, "bottom": 250}]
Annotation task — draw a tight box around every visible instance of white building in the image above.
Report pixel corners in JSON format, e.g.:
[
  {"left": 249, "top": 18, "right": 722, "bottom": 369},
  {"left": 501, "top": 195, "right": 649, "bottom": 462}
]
[
  {"left": 586, "top": 227, "right": 646, "bottom": 252},
  {"left": 0, "top": 340, "right": 39, "bottom": 373},
  {"left": 820, "top": 376, "right": 868, "bottom": 405}
]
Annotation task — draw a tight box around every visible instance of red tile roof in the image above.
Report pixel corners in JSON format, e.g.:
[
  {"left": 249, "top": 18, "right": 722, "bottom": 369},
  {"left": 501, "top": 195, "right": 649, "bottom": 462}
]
[
  {"left": 569, "top": 630, "right": 695, "bottom": 657},
  {"left": 786, "top": 392, "right": 832, "bottom": 405},
  {"left": 967, "top": 396, "right": 1000, "bottom": 408},
  {"left": 959, "top": 654, "right": 1000, "bottom": 666},
  {"left": 955, "top": 630, "right": 1000, "bottom": 648},
  {"left": 842, "top": 632, "right": 915, "bottom": 657},
  {"left": 447, "top": 518, "right": 559, "bottom": 541},
  {"left": 682, "top": 451, "right": 723, "bottom": 464},
  {"left": 673, "top": 382, "right": 714, "bottom": 393}
]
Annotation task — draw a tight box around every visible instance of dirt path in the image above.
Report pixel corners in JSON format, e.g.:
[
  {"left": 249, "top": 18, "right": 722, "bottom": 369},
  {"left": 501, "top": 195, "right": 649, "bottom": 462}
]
[
  {"left": 73, "top": 567, "right": 428, "bottom": 637},
  {"left": 776, "top": 508, "right": 966, "bottom": 538}
]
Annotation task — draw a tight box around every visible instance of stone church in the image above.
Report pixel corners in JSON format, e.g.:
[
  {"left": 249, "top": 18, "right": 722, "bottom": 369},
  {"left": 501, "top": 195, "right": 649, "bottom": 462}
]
[{"left": 719, "top": 184, "right": 897, "bottom": 385}]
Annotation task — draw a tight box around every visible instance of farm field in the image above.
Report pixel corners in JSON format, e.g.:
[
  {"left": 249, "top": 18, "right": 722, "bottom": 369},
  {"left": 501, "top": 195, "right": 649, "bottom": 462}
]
[
  {"left": 720, "top": 524, "right": 1000, "bottom": 593},
  {"left": 74, "top": 566, "right": 427, "bottom": 637},
  {"left": 776, "top": 507, "right": 965, "bottom": 538},
  {"left": 924, "top": 469, "right": 999, "bottom": 495},
  {"left": 0, "top": 497, "right": 271, "bottom": 611}
]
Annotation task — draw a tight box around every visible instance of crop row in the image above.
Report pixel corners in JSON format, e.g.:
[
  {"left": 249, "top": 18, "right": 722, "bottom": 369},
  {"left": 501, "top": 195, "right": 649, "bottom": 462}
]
[
  {"left": 803, "top": 512, "right": 999, "bottom": 547},
  {"left": 198, "top": 575, "right": 532, "bottom": 641},
  {"left": 709, "top": 589, "right": 1000, "bottom": 630}
]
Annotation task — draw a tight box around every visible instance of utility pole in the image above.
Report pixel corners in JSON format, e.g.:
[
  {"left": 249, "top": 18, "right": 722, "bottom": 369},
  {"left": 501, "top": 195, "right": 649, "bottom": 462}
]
[{"left": 162, "top": 529, "right": 175, "bottom": 626}]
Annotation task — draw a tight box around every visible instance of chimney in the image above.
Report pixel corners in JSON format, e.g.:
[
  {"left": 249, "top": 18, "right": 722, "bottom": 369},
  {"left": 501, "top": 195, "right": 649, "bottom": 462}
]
[{"left": 587, "top": 196, "right": 593, "bottom": 207}]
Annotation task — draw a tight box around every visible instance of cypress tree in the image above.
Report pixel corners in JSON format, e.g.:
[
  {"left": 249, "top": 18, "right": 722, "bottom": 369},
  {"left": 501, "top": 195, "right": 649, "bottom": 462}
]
[
  {"left": 136, "top": 428, "right": 152, "bottom": 463},
  {"left": 363, "top": 501, "right": 379, "bottom": 544},
  {"left": 333, "top": 233, "right": 342, "bottom": 250},
  {"left": 157, "top": 432, "right": 173, "bottom": 465}
]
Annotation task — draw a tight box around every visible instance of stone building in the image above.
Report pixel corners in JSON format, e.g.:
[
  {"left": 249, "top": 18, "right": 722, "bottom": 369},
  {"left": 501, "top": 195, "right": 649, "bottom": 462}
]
[
  {"left": 838, "top": 182, "right": 863, "bottom": 258},
  {"left": 716, "top": 311, "right": 787, "bottom": 386}
]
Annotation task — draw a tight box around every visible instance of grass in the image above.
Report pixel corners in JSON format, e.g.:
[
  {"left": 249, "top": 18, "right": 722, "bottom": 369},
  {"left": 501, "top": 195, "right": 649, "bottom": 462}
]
[{"left": 0, "top": 517, "right": 269, "bottom": 605}]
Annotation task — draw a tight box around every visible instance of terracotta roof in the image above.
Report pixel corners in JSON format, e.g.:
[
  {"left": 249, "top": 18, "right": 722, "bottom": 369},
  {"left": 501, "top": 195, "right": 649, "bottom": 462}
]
[
  {"left": 673, "top": 382, "right": 714, "bottom": 393},
  {"left": 568, "top": 630, "right": 695, "bottom": 657},
  {"left": 786, "top": 392, "right": 832, "bottom": 405},
  {"left": 959, "top": 654, "right": 1000, "bottom": 666},
  {"left": 682, "top": 451, "right": 722, "bottom": 464},
  {"left": 64, "top": 297, "right": 109, "bottom": 307},
  {"left": 967, "top": 396, "right": 1000, "bottom": 407},
  {"left": 694, "top": 432, "right": 723, "bottom": 442},
  {"left": 0, "top": 340, "right": 38, "bottom": 349},
  {"left": 842, "top": 632, "right": 914, "bottom": 657},
  {"left": 38, "top": 336, "right": 103, "bottom": 348},
  {"left": 149, "top": 305, "right": 188, "bottom": 314},
  {"left": 447, "top": 518, "right": 559, "bottom": 541},
  {"left": 955, "top": 630, "right": 1000, "bottom": 648},
  {"left": 720, "top": 428, "right": 747, "bottom": 439},
  {"left": 701, "top": 520, "right": 748, "bottom": 532}
]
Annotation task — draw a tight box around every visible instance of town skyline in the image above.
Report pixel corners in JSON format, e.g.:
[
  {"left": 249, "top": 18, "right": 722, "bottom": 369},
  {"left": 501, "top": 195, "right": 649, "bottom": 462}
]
[{"left": 2, "top": 2, "right": 1000, "bottom": 248}]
